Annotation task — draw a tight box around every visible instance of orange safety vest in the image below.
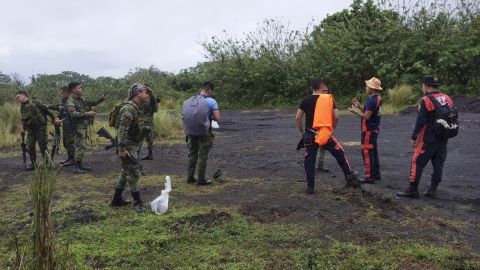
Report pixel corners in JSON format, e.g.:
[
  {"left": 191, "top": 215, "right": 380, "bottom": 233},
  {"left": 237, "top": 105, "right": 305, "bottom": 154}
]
[{"left": 312, "top": 94, "right": 334, "bottom": 146}]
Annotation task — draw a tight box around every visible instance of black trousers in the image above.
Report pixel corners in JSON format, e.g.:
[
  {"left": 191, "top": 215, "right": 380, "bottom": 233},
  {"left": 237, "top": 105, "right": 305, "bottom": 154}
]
[
  {"left": 304, "top": 131, "right": 352, "bottom": 188},
  {"left": 409, "top": 140, "right": 447, "bottom": 187}
]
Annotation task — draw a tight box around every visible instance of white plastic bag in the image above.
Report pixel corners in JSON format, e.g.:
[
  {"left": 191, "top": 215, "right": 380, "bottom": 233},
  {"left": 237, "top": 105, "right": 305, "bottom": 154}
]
[
  {"left": 211, "top": 120, "right": 220, "bottom": 129},
  {"left": 150, "top": 176, "right": 172, "bottom": 214}
]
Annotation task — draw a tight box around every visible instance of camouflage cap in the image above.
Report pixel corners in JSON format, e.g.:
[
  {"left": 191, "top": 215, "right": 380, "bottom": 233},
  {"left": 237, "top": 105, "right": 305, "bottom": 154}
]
[{"left": 128, "top": 83, "right": 146, "bottom": 99}]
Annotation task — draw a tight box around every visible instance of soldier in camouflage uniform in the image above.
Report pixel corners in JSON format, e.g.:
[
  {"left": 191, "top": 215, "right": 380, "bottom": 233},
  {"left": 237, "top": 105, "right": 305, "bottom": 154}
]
[
  {"left": 15, "top": 90, "right": 55, "bottom": 171},
  {"left": 66, "top": 82, "right": 106, "bottom": 173},
  {"left": 110, "top": 83, "right": 151, "bottom": 212},
  {"left": 47, "top": 86, "right": 75, "bottom": 166},
  {"left": 139, "top": 84, "right": 159, "bottom": 160}
]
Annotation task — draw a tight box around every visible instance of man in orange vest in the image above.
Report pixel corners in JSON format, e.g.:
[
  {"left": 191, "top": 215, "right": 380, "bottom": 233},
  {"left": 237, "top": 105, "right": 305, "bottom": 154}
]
[
  {"left": 397, "top": 76, "right": 454, "bottom": 198},
  {"left": 348, "top": 77, "right": 383, "bottom": 183},
  {"left": 296, "top": 78, "right": 362, "bottom": 194}
]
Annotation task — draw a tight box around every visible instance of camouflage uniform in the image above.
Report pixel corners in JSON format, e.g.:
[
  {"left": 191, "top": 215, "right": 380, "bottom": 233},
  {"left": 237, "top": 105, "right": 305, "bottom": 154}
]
[
  {"left": 20, "top": 99, "right": 54, "bottom": 164},
  {"left": 116, "top": 100, "right": 143, "bottom": 192},
  {"left": 139, "top": 95, "right": 158, "bottom": 159},
  {"left": 67, "top": 95, "right": 105, "bottom": 162},
  {"left": 48, "top": 98, "right": 75, "bottom": 158}
]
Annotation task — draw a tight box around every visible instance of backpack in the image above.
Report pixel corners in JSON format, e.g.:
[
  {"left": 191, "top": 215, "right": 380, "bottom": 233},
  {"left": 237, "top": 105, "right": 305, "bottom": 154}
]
[
  {"left": 427, "top": 95, "right": 459, "bottom": 140},
  {"left": 109, "top": 101, "right": 126, "bottom": 128},
  {"left": 182, "top": 95, "right": 210, "bottom": 136}
]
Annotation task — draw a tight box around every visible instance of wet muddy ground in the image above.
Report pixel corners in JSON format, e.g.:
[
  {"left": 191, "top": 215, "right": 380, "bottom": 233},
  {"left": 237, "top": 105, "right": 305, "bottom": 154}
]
[{"left": 1, "top": 110, "right": 479, "bottom": 253}]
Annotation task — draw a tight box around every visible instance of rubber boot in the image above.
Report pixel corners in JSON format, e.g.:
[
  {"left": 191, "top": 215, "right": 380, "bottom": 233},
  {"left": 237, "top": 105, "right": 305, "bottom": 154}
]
[
  {"left": 344, "top": 173, "right": 362, "bottom": 188},
  {"left": 110, "top": 188, "right": 131, "bottom": 207},
  {"left": 73, "top": 161, "right": 88, "bottom": 174},
  {"left": 141, "top": 148, "right": 153, "bottom": 160},
  {"left": 61, "top": 156, "right": 75, "bottom": 166},
  {"left": 131, "top": 191, "right": 144, "bottom": 212},
  {"left": 396, "top": 183, "right": 420, "bottom": 198},
  {"left": 424, "top": 181, "right": 439, "bottom": 199},
  {"left": 316, "top": 161, "right": 330, "bottom": 173}
]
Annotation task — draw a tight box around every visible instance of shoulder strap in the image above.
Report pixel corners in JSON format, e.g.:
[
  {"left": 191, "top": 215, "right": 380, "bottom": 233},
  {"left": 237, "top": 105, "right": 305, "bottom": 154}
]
[{"left": 427, "top": 94, "right": 442, "bottom": 110}]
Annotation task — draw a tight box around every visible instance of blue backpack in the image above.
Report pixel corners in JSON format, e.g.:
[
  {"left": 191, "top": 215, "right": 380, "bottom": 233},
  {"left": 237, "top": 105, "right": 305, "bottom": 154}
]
[{"left": 182, "top": 95, "right": 210, "bottom": 136}]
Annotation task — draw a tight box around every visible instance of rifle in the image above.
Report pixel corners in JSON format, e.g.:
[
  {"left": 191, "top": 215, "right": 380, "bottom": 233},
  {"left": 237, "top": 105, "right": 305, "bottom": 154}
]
[
  {"left": 20, "top": 131, "right": 27, "bottom": 166},
  {"left": 50, "top": 123, "right": 61, "bottom": 159},
  {"left": 96, "top": 127, "right": 145, "bottom": 176}
]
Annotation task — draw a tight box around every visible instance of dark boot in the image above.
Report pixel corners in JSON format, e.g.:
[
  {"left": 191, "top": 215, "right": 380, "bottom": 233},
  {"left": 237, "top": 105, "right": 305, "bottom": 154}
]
[
  {"left": 306, "top": 186, "right": 315, "bottom": 194},
  {"left": 344, "top": 173, "right": 362, "bottom": 188},
  {"left": 316, "top": 162, "right": 330, "bottom": 173},
  {"left": 110, "top": 188, "right": 131, "bottom": 207},
  {"left": 197, "top": 179, "right": 213, "bottom": 186},
  {"left": 131, "top": 191, "right": 144, "bottom": 212},
  {"left": 187, "top": 176, "right": 197, "bottom": 184},
  {"left": 26, "top": 158, "right": 36, "bottom": 171},
  {"left": 396, "top": 184, "right": 420, "bottom": 198},
  {"left": 73, "top": 161, "right": 88, "bottom": 174},
  {"left": 61, "top": 156, "right": 75, "bottom": 166},
  {"left": 141, "top": 148, "right": 153, "bottom": 160},
  {"left": 424, "top": 182, "right": 439, "bottom": 199}
]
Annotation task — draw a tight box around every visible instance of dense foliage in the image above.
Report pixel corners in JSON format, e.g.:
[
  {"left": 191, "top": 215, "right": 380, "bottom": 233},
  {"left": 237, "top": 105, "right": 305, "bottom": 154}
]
[{"left": 0, "top": 0, "right": 479, "bottom": 109}]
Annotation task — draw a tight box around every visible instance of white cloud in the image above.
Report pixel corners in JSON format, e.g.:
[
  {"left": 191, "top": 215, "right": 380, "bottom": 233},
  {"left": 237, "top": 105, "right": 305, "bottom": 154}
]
[{"left": 0, "top": 0, "right": 352, "bottom": 79}]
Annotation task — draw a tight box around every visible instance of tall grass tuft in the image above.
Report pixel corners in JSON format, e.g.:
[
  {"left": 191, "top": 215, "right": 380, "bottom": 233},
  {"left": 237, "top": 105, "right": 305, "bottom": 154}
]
[
  {"left": 153, "top": 111, "right": 183, "bottom": 138},
  {"left": 0, "top": 102, "right": 22, "bottom": 148},
  {"left": 383, "top": 84, "right": 418, "bottom": 114},
  {"left": 30, "top": 154, "right": 57, "bottom": 270}
]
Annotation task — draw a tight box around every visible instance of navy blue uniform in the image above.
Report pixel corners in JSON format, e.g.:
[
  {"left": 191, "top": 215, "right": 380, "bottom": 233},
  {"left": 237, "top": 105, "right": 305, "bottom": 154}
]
[
  {"left": 409, "top": 91, "right": 453, "bottom": 187},
  {"left": 299, "top": 95, "right": 352, "bottom": 189},
  {"left": 361, "top": 95, "right": 382, "bottom": 179}
]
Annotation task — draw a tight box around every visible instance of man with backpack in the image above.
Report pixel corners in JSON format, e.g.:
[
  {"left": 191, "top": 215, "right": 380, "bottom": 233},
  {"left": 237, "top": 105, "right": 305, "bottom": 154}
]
[
  {"left": 15, "top": 90, "right": 55, "bottom": 170},
  {"left": 182, "top": 81, "right": 220, "bottom": 186},
  {"left": 397, "top": 76, "right": 458, "bottom": 199}
]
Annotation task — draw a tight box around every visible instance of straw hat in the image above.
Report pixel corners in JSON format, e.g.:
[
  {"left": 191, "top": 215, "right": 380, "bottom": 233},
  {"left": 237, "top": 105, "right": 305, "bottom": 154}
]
[{"left": 365, "top": 77, "right": 383, "bottom": 91}]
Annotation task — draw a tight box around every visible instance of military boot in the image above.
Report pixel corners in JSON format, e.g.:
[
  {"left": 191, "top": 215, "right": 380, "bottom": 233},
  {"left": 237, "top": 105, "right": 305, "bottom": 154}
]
[
  {"left": 316, "top": 162, "right": 330, "bottom": 173},
  {"left": 424, "top": 182, "right": 439, "bottom": 199},
  {"left": 73, "top": 161, "right": 88, "bottom": 174},
  {"left": 60, "top": 156, "right": 75, "bottom": 166},
  {"left": 141, "top": 148, "right": 153, "bottom": 160},
  {"left": 131, "top": 191, "right": 144, "bottom": 212},
  {"left": 396, "top": 184, "right": 420, "bottom": 198},
  {"left": 110, "top": 188, "right": 131, "bottom": 207}
]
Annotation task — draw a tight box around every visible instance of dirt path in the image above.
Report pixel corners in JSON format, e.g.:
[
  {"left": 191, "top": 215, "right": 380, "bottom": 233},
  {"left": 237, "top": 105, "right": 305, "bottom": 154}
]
[{"left": 1, "top": 110, "right": 479, "bottom": 252}]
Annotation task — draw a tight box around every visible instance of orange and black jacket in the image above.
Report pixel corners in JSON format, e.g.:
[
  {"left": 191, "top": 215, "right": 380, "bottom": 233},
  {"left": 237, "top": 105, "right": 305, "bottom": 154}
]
[{"left": 411, "top": 90, "right": 453, "bottom": 143}]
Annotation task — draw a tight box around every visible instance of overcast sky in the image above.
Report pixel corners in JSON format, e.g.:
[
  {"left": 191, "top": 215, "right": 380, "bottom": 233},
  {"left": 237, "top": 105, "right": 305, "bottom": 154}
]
[{"left": 0, "top": 0, "right": 353, "bottom": 80}]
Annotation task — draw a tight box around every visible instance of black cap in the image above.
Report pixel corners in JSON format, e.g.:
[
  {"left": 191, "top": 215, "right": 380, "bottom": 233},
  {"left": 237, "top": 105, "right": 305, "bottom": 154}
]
[{"left": 421, "top": 75, "right": 441, "bottom": 86}]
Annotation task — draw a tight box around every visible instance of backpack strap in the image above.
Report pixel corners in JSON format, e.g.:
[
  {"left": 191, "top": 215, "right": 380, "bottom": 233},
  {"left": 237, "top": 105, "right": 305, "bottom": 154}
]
[{"left": 426, "top": 94, "right": 442, "bottom": 111}]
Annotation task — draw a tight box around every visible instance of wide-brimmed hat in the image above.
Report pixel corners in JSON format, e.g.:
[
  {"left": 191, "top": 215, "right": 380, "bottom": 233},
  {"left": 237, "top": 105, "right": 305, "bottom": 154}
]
[
  {"left": 421, "top": 75, "right": 441, "bottom": 86},
  {"left": 365, "top": 77, "right": 383, "bottom": 91}
]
